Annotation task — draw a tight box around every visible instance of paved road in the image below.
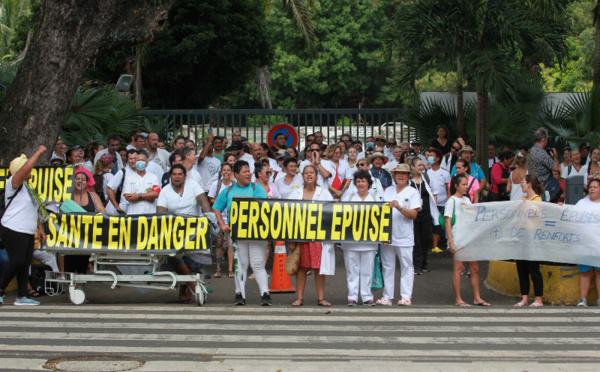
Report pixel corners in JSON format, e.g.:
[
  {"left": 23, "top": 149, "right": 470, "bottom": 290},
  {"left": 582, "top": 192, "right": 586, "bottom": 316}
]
[{"left": 1, "top": 304, "right": 600, "bottom": 371}]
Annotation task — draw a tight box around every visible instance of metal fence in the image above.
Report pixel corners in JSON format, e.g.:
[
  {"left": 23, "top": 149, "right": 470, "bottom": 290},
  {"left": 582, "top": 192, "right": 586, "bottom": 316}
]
[{"left": 144, "top": 109, "right": 417, "bottom": 150}]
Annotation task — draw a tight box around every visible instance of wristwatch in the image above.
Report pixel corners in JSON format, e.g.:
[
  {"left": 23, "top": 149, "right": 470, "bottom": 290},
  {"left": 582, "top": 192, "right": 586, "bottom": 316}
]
[{"left": 138, "top": 193, "right": 143, "bottom": 200}]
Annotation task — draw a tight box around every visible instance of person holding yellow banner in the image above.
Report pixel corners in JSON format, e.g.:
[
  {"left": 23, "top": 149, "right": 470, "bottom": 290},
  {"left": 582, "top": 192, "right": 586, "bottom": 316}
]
[
  {"left": 289, "top": 164, "right": 335, "bottom": 307},
  {"left": 212, "top": 160, "right": 269, "bottom": 306},
  {"left": 378, "top": 163, "right": 421, "bottom": 306},
  {"left": 340, "top": 170, "right": 379, "bottom": 306},
  {"left": 0, "top": 146, "right": 47, "bottom": 306}
]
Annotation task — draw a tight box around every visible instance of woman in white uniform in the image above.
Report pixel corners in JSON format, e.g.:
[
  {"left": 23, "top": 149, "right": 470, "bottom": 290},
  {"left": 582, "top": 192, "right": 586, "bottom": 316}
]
[
  {"left": 341, "top": 170, "right": 379, "bottom": 306},
  {"left": 378, "top": 163, "right": 421, "bottom": 306},
  {"left": 289, "top": 165, "right": 335, "bottom": 307}
]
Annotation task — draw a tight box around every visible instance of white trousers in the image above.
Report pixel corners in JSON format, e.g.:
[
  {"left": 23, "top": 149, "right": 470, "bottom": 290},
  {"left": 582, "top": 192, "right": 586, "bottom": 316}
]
[
  {"left": 235, "top": 240, "right": 269, "bottom": 298},
  {"left": 32, "top": 249, "right": 59, "bottom": 272},
  {"left": 343, "top": 250, "right": 376, "bottom": 302},
  {"left": 380, "top": 245, "right": 414, "bottom": 300}
]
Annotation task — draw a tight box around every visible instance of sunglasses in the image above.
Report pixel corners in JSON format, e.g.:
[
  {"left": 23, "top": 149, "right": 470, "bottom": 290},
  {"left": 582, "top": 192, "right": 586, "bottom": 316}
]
[
  {"left": 310, "top": 148, "right": 319, "bottom": 152},
  {"left": 452, "top": 147, "right": 461, "bottom": 151},
  {"left": 358, "top": 163, "right": 367, "bottom": 167},
  {"left": 266, "top": 171, "right": 272, "bottom": 176}
]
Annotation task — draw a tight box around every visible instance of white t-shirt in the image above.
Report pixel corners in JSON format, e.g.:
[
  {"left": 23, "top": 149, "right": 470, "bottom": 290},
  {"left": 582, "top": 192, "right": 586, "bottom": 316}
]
[
  {"left": 382, "top": 186, "right": 421, "bottom": 247},
  {"left": 384, "top": 159, "right": 399, "bottom": 172},
  {"left": 575, "top": 197, "right": 600, "bottom": 209},
  {"left": 208, "top": 179, "right": 234, "bottom": 223},
  {"left": 321, "top": 159, "right": 352, "bottom": 188},
  {"left": 149, "top": 148, "right": 171, "bottom": 172},
  {"left": 105, "top": 167, "right": 134, "bottom": 214},
  {"left": 94, "top": 148, "right": 124, "bottom": 170},
  {"left": 157, "top": 180, "right": 204, "bottom": 216},
  {"left": 122, "top": 171, "right": 160, "bottom": 214},
  {"left": 2, "top": 176, "right": 38, "bottom": 234},
  {"left": 444, "top": 195, "right": 471, "bottom": 241},
  {"left": 239, "top": 153, "right": 255, "bottom": 173},
  {"left": 197, "top": 156, "right": 221, "bottom": 191},
  {"left": 102, "top": 172, "right": 114, "bottom": 201},
  {"left": 146, "top": 160, "right": 164, "bottom": 184},
  {"left": 346, "top": 162, "right": 359, "bottom": 179},
  {"left": 562, "top": 164, "right": 588, "bottom": 179},
  {"left": 427, "top": 168, "right": 451, "bottom": 206},
  {"left": 274, "top": 174, "right": 303, "bottom": 199}
]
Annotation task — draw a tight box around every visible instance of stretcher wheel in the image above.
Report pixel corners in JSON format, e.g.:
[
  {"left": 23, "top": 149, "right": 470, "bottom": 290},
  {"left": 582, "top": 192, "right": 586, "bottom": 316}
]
[
  {"left": 70, "top": 287, "right": 86, "bottom": 305},
  {"left": 195, "top": 290, "right": 207, "bottom": 306}
]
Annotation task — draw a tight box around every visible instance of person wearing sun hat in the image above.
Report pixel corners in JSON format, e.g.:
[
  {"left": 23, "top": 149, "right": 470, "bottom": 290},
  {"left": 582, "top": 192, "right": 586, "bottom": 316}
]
[
  {"left": 450, "top": 145, "right": 487, "bottom": 192},
  {"left": 368, "top": 151, "right": 392, "bottom": 188},
  {"left": 0, "top": 145, "right": 48, "bottom": 306},
  {"left": 377, "top": 163, "right": 421, "bottom": 306}
]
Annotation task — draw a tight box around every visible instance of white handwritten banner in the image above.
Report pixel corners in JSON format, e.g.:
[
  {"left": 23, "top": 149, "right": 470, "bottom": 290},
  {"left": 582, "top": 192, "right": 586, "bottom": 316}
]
[{"left": 454, "top": 201, "right": 600, "bottom": 266}]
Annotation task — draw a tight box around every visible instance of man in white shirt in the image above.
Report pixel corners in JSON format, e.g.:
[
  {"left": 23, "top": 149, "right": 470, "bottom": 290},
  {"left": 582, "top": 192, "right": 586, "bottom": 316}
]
[
  {"left": 147, "top": 133, "right": 170, "bottom": 172},
  {"left": 384, "top": 146, "right": 403, "bottom": 172},
  {"left": 488, "top": 144, "right": 499, "bottom": 170},
  {"left": 232, "top": 140, "right": 255, "bottom": 173},
  {"left": 384, "top": 138, "right": 396, "bottom": 159},
  {"left": 426, "top": 148, "right": 451, "bottom": 252},
  {"left": 105, "top": 149, "right": 138, "bottom": 215},
  {"left": 197, "top": 133, "right": 222, "bottom": 192},
  {"left": 125, "top": 129, "right": 142, "bottom": 150},
  {"left": 94, "top": 133, "right": 124, "bottom": 174},
  {"left": 122, "top": 151, "right": 160, "bottom": 214}
]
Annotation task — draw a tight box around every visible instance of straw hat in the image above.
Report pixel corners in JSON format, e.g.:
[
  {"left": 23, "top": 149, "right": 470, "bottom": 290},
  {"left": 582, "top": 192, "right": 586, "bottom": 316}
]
[
  {"left": 390, "top": 163, "right": 411, "bottom": 174},
  {"left": 458, "top": 145, "right": 474, "bottom": 157},
  {"left": 367, "top": 152, "right": 388, "bottom": 164},
  {"left": 9, "top": 154, "right": 27, "bottom": 175}
]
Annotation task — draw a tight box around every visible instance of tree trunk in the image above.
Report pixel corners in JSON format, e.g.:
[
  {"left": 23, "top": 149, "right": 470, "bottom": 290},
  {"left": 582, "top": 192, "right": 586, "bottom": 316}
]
[
  {"left": 476, "top": 78, "right": 489, "bottom": 178},
  {"left": 456, "top": 57, "right": 465, "bottom": 139},
  {"left": 0, "top": 0, "right": 174, "bottom": 165},
  {"left": 594, "top": 18, "right": 600, "bottom": 87}
]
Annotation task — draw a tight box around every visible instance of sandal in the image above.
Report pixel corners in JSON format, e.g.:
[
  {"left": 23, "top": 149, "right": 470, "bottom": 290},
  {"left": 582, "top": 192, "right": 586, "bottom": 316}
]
[
  {"left": 27, "top": 288, "right": 40, "bottom": 298},
  {"left": 455, "top": 302, "right": 470, "bottom": 307},
  {"left": 291, "top": 299, "right": 304, "bottom": 307},
  {"left": 214, "top": 271, "right": 221, "bottom": 278},
  {"left": 474, "top": 301, "right": 492, "bottom": 307},
  {"left": 514, "top": 302, "right": 527, "bottom": 307},
  {"left": 529, "top": 302, "right": 543, "bottom": 307},
  {"left": 317, "top": 299, "right": 331, "bottom": 307},
  {"left": 228, "top": 271, "right": 234, "bottom": 278}
]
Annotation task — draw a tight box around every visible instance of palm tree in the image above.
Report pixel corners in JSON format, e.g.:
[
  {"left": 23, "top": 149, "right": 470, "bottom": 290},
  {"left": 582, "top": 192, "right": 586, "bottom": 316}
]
[
  {"left": 0, "top": 0, "right": 30, "bottom": 57},
  {"left": 386, "top": 0, "right": 569, "bottom": 176},
  {"left": 594, "top": 0, "right": 600, "bottom": 87}
]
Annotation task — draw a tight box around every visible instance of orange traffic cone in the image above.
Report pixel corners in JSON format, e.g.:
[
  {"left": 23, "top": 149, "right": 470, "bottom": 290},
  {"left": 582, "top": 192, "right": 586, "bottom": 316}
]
[{"left": 269, "top": 241, "right": 296, "bottom": 293}]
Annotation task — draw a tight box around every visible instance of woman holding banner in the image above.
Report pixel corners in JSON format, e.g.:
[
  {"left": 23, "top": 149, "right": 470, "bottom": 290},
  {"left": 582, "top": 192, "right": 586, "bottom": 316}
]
[
  {"left": 575, "top": 178, "right": 600, "bottom": 307},
  {"left": 378, "top": 163, "right": 421, "bottom": 306},
  {"left": 445, "top": 174, "right": 491, "bottom": 307},
  {"left": 289, "top": 164, "right": 335, "bottom": 307},
  {"left": 340, "top": 170, "right": 379, "bottom": 306},
  {"left": 514, "top": 174, "right": 544, "bottom": 307},
  {"left": 63, "top": 168, "right": 106, "bottom": 276},
  {"left": 0, "top": 146, "right": 47, "bottom": 306}
]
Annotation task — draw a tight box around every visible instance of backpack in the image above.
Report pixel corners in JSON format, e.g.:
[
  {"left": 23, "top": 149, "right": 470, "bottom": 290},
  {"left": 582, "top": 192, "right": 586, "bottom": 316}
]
[
  {"left": 93, "top": 171, "right": 108, "bottom": 206},
  {"left": 114, "top": 168, "right": 127, "bottom": 203}
]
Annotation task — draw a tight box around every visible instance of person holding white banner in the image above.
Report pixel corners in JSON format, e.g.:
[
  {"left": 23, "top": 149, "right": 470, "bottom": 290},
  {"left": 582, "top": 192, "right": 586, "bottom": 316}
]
[
  {"left": 445, "top": 174, "right": 491, "bottom": 307},
  {"left": 378, "top": 163, "right": 421, "bottom": 306},
  {"left": 514, "top": 175, "right": 544, "bottom": 307},
  {"left": 575, "top": 178, "right": 600, "bottom": 307}
]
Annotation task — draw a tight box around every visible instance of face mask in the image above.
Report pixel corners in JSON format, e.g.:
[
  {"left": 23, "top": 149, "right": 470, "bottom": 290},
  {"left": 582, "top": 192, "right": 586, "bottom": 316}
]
[
  {"left": 366, "top": 142, "right": 374, "bottom": 149},
  {"left": 135, "top": 161, "right": 146, "bottom": 171},
  {"left": 427, "top": 156, "right": 435, "bottom": 165}
]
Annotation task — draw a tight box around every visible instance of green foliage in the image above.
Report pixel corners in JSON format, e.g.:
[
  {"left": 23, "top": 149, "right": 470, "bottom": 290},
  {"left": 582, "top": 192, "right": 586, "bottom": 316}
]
[
  {"left": 336, "top": 116, "right": 355, "bottom": 127},
  {"left": 225, "top": 0, "right": 398, "bottom": 109},
  {"left": 247, "top": 114, "right": 289, "bottom": 127},
  {"left": 0, "top": 0, "right": 31, "bottom": 57},
  {"left": 61, "top": 84, "right": 145, "bottom": 148},
  {"left": 88, "top": 0, "right": 272, "bottom": 109},
  {"left": 7, "top": 0, "right": 39, "bottom": 56}
]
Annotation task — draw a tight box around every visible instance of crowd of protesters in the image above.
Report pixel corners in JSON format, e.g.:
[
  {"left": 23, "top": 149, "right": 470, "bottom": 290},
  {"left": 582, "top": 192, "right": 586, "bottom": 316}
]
[{"left": 1, "top": 126, "right": 599, "bottom": 308}]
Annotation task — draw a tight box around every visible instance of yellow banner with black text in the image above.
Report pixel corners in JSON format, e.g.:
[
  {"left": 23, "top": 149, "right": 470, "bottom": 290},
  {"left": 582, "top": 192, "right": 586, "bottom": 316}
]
[
  {"left": 44, "top": 213, "right": 211, "bottom": 253},
  {"left": 230, "top": 198, "right": 392, "bottom": 243},
  {"left": 0, "top": 166, "right": 75, "bottom": 203}
]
